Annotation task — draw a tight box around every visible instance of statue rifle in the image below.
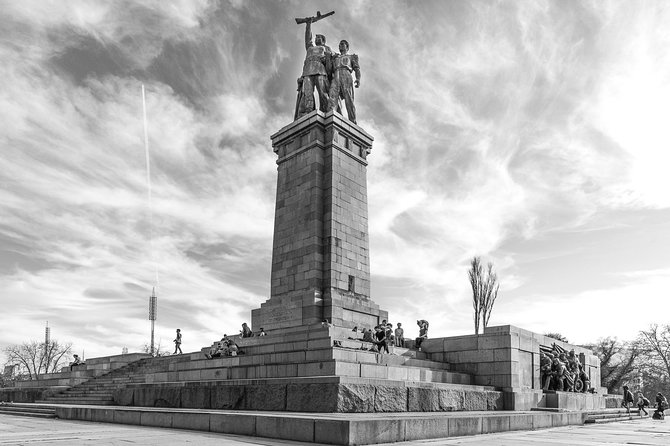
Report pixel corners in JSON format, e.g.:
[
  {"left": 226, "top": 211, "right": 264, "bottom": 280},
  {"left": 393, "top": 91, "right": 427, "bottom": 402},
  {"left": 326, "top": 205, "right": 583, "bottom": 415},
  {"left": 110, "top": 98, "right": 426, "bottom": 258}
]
[
  {"left": 295, "top": 10, "right": 334, "bottom": 25},
  {"left": 294, "top": 77, "right": 303, "bottom": 121}
]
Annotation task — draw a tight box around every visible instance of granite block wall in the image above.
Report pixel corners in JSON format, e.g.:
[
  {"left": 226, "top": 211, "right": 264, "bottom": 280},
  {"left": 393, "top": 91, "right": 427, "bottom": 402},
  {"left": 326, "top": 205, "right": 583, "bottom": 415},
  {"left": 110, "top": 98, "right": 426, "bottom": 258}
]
[
  {"left": 114, "top": 381, "right": 504, "bottom": 413},
  {"left": 422, "top": 325, "right": 604, "bottom": 410},
  {"left": 253, "top": 111, "right": 387, "bottom": 331}
]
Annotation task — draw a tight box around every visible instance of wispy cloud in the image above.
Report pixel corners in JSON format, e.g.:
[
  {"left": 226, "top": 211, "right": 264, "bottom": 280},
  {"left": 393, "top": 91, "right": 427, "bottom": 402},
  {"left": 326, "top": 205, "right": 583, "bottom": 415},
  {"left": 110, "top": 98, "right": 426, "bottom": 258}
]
[{"left": 1, "top": 1, "right": 669, "bottom": 361}]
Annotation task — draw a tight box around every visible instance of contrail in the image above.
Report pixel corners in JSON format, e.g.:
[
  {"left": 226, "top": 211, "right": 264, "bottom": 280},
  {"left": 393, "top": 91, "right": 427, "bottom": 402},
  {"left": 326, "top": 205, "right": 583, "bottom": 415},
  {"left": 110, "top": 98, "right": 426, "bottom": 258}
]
[{"left": 142, "top": 84, "right": 159, "bottom": 290}]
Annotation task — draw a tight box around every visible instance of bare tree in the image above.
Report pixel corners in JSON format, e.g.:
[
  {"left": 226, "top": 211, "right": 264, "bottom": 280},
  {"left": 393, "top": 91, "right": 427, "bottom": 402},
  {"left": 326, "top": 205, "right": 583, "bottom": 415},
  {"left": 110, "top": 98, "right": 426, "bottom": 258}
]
[
  {"left": 583, "top": 336, "right": 640, "bottom": 393},
  {"left": 639, "top": 366, "right": 670, "bottom": 398},
  {"left": 638, "top": 324, "right": 670, "bottom": 385},
  {"left": 468, "top": 257, "right": 500, "bottom": 335},
  {"left": 3, "top": 340, "right": 72, "bottom": 380}
]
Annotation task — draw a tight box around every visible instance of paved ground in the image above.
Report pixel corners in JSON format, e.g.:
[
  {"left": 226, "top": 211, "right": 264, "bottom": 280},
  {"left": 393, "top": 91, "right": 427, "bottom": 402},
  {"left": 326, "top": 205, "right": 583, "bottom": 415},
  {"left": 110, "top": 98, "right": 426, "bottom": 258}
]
[{"left": 0, "top": 414, "right": 668, "bottom": 445}]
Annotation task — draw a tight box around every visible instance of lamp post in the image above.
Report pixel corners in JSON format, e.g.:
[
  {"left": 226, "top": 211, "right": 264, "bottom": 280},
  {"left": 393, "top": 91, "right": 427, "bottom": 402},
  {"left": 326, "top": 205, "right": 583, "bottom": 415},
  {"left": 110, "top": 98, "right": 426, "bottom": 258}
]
[{"left": 149, "top": 287, "right": 157, "bottom": 356}]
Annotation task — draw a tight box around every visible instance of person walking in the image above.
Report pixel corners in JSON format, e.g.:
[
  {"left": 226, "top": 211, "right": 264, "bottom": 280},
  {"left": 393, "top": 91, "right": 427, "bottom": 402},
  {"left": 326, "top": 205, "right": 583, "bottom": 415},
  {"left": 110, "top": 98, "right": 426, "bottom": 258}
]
[
  {"left": 637, "top": 391, "right": 650, "bottom": 416},
  {"left": 621, "top": 385, "right": 634, "bottom": 413},
  {"left": 173, "top": 328, "right": 182, "bottom": 355}
]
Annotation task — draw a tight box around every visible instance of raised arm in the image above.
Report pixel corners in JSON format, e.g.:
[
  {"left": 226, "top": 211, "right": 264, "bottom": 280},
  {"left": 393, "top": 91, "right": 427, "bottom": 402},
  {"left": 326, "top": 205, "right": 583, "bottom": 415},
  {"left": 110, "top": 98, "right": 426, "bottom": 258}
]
[{"left": 304, "top": 19, "right": 313, "bottom": 50}]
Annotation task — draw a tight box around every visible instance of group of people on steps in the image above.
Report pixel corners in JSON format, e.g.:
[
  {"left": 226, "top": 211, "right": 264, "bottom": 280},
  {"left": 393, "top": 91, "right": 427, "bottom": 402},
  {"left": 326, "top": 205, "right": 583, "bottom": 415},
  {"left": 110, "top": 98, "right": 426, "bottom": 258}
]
[{"left": 622, "top": 385, "right": 668, "bottom": 419}]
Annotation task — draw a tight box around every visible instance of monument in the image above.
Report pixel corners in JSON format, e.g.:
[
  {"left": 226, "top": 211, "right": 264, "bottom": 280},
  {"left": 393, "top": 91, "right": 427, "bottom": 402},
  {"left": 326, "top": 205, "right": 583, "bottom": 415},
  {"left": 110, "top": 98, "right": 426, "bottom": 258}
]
[{"left": 252, "top": 11, "right": 385, "bottom": 332}]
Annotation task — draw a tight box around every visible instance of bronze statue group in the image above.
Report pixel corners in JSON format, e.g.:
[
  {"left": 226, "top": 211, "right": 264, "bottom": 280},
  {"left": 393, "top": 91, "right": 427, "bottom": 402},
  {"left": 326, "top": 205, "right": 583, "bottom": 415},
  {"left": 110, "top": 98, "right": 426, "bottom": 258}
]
[
  {"left": 540, "top": 345, "right": 591, "bottom": 393},
  {"left": 295, "top": 12, "right": 361, "bottom": 124}
]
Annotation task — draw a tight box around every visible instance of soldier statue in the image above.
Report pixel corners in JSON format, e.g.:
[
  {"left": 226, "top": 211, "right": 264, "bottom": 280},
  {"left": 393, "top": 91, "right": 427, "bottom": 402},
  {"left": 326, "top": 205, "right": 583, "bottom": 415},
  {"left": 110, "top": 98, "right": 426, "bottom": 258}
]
[
  {"left": 551, "top": 357, "right": 567, "bottom": 391},
  {"left": 579, "top": 366, "right": 591, "bottom": 393},
  {"left": 295, "top": 12, "right": 333, "bottom": 119},
  {"left": 328, "top": 39, "right": 361, "bottom": 124},
  {"left": 540, "top": 352, "right": 553, "bottom": 390}
]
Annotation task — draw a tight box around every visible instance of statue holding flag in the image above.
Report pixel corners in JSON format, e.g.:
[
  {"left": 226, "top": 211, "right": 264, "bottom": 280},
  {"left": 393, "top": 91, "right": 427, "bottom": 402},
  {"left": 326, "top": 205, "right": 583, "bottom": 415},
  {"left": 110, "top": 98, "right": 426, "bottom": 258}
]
[{"left": 294, "top": 11, "right": 334, "bottom": 120}]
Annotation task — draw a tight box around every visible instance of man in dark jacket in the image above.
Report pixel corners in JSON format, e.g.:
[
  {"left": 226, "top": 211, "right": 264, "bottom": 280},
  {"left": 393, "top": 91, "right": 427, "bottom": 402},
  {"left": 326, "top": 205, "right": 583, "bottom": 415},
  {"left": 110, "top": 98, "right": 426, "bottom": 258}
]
[
  {"left": 374, "top": 326, "right": 388, "bottom": 354},
  {"left": 621, "top": 385, "right": 634, "bottom": 413}
]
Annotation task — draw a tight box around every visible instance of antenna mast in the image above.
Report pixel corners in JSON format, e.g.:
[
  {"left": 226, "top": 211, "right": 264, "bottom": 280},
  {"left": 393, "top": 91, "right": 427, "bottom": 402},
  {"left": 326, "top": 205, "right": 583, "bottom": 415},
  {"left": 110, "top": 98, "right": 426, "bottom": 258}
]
[{"left": 149, "top": 287, "right": 157, "bottom": 355}]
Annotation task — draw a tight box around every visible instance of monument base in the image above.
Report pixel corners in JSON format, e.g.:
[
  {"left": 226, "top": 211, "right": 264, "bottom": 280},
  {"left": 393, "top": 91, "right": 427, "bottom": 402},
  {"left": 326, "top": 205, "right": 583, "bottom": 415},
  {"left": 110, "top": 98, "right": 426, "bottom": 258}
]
[
  {"left": 543, "top": 390, "right": 606, "bottom": 411},
  {"left": 48, "top": 404, "right": 589, "bottom": 445},
  {"left": 252, "top": 289, "right": 388, "bottom": 331},
  {"left": 254, "top": 111, "right": 387, "bottom": 332},
  {"left": 251, "top": 290, "right": 325, "bottom": 331}
]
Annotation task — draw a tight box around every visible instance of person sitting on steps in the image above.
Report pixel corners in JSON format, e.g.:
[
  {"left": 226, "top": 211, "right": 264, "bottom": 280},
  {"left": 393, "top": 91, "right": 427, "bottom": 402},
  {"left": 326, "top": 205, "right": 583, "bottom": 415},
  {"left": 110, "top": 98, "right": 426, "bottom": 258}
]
[
  {"left": 362, "top": 328, "right": 374, "bottom": 343},
  {"left": 69, "top": 354, "right": 84, "bottom": 371},
  {"left": 415, "top": 320, "right": 429, "bottom": 350},
  {"left": 653, "top": 392, "right": 668, "bottom": 419},
  {"left": 394, "top": 323, "right": 405, "bottom": 347},
  {"left": 385, "top": 323, "right": 394, "bottom": 352},
  {"left": 241, "top": 322, "right": 254, "bottom": 338},
  {"left": 205, "top": 337, "right": 228, "bottom": 359}
]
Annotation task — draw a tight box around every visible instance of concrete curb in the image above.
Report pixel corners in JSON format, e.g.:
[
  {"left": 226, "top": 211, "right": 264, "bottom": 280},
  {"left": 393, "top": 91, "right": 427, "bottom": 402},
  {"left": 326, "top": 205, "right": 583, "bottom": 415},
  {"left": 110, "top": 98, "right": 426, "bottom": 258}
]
[{"left": 27, "top": 404, "right": 590, "bottom": 445}]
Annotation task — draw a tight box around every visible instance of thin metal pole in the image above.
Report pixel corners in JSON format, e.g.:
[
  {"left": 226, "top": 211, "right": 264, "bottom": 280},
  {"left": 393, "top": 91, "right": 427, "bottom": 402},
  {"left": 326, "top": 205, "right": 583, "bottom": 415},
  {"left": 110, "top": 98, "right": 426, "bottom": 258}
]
[{"left": 151, "top": 319, "right": 155, "bottom": 356}]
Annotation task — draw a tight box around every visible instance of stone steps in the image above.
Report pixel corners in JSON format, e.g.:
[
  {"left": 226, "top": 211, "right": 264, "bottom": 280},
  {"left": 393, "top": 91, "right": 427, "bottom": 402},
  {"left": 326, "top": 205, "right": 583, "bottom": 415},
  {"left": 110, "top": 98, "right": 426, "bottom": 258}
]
[
  {"left": 22, "top": 324, "right": 477, "bottom": 409},
  {"left": 35, "top": 362, "right": 141, "bottom": 405},
  {"left": 191, "top": 345, "right": 443, "bottom": 372},
  {"left": 39, "top": 392, "right": 115, "bottom": 403},
  {"left": 584, "top": 408, "right": 645, "bottom": 424},
  {"left": 202, "top": 325, "right": 421, "bottom": 359},
  {"left": 0, "top": 403, "right": 57, "bottom": 418},
  {"left": 51, "top": 402, "right": 587, "bottom": 444},
  {"left": 331, "top": 345, "right": 441, "bottom": 368},
  {"left": 54, "top": 389, "right": 114, "bottom": 396},
  {"left": 189, "top": 326, "right": 460, "bottom": 387},
  {"left": 78, "top": 378, "right": 132, "bottom": 386},
  {"left": 335, "top": 338, "right": 427, "bottom": 358},
  {"left": 35, "top": 398, "right": 115, "bottom": 406},
  {"left": 141, "top": 356, "right": 470, "bottom": 385},
  {"left": 10, "top": 353, "right": 154, "bottom": 390},
  {"left": 111, "top": 330, "right": 470, "bottom": 387},
  {"left": 79, "top": 377, "right": 133, "bottom": 385}
]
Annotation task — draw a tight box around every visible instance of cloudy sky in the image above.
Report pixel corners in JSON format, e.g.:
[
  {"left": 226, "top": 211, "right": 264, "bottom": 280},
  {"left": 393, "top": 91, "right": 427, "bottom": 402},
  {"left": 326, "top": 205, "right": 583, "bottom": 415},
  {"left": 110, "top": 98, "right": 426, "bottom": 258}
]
[{"left": 2, "top": 0, "right": 669, "bottom": 362}]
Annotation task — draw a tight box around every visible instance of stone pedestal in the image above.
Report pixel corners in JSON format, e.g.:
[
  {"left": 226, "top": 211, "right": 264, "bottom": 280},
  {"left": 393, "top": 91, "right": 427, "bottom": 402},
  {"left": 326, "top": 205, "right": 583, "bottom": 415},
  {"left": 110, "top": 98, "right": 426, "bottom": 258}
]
[{"left": 252, "top": 111, "right": 387, "bottom": 331}]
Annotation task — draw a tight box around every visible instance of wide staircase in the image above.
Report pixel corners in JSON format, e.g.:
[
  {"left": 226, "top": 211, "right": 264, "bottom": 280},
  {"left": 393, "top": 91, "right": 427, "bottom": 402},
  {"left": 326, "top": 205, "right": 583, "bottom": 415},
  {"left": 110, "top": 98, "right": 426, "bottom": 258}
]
[
  {"left": 584, "top": 407, "right": 649, "bottom": 424},
  {"left": 32, "top": 324, "right": 490, "bottom": 409},
  {"left": 35, "top": 356, "right": 186, "bottom": 406},
  {"left": 0, "top": 402, "right": 57, "bottom": 418}
]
